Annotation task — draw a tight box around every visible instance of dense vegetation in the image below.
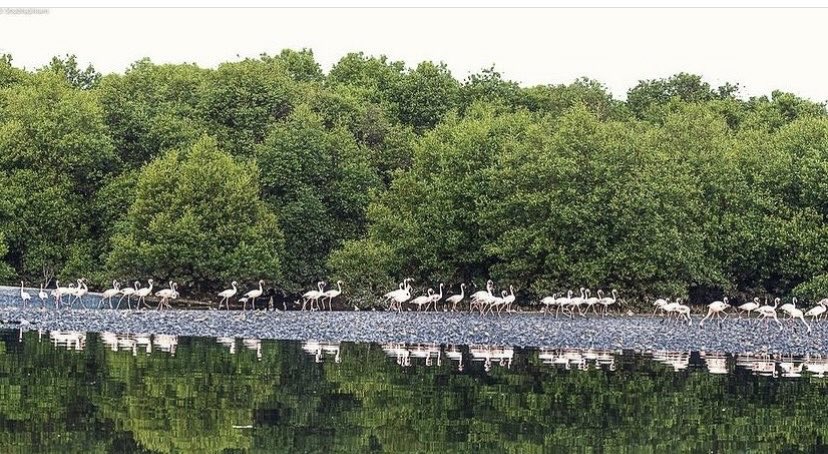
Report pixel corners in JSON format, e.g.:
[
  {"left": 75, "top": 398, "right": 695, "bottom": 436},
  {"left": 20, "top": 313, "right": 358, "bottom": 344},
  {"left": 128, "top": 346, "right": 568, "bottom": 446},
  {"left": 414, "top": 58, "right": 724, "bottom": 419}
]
[
  {"left": 1, "top": 332, "right": 827, "bottom": 452},
  {"left": 2, "top": 50, "right": 828, "bottom": 306}
]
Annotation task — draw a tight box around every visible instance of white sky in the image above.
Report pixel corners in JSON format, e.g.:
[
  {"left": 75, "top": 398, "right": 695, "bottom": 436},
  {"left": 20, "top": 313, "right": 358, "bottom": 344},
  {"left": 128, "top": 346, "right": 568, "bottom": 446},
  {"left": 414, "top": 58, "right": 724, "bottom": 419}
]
[{"left": 0, "top": 7, "right": 826, "bottom": 101}]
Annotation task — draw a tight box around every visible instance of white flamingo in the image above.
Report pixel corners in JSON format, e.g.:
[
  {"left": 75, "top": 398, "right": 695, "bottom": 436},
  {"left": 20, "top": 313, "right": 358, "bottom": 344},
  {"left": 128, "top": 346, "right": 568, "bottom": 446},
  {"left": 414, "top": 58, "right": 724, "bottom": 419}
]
[
  {"left": 540, "top": 293, "right": 558, "bottom": 315},
  {"left": 69, "top": 278, "right": 88, "bottom": 308},
  {"left": 597, "top": 289, "right": 618, "bottom": 316},
  {"left": 757, "top": 297, "right": 783, "bottom": 329},
  {"left": 385, "top": 278, "right": 412, "bottom": 312},
  {"left": 503, "top": 285, "right": 516, "bottom": 312},
  {"left": 388, "top": 284, "right": 412, "bottom": 312},
  {"left": 135, "top": 279, "right": 154, "bottom": 309},
  {"left": 806, "top": 304, "right": 826, "bottom": 321},
  {"left": 555, "top": 291, "right": 573, "bottom": 318},
  {"left": 583, "top": 289, "right": 599, "bottom": 315},
  {"left": 652, "top": 298, "right": 670, "bottom": 316},
  {"left": 52, "top": 281, "right": 74, "bottom": 309},
  {"left": 428, "top": 283, "right": 444, "bottom": 311},
  {"left": 19, "top": 282, "right": 31, "bottom": 307},
  {"left": 786, "top": 299, "right": 811, "bottom": 332},
  {"left": 154, "top": 281, "right": 177, "bottom": 310},
  {"left": 217, "top": 281, "right": 238, "bottom": 310},
  {"left": 445, "top": 284, "right": 465, "bottom": 311},
  {"left": 699, "top": 297, "right": 730, "bottom": 326},
  {"left": 737, "top": 297, "right": 760, "bottom": 318},
  {"left": 321, "top": 280, "right": 343, "bottom": 311},
  {"left": 469, "top": 280, "right": 493, "bottom": 313},
  {"left": 100, "top": 280, "right": 121, "bottom": 309},
  {"left": 117, "top": 281, "right": 139, "bottom": 309},
  {"left": 672, "top": 299, "right": 692, "bottom": 325},
  {"left": 38, "top": 284, "right": 48, "bottom": 308},
  {"left": 411, "top": 289, "right": 434, "bottom": 311},
  {"left": 303, "top": 281, "right": 325, "bottom": 311},
  {"left": 242, "top": 280, "right": 264, "bottom": 310}
]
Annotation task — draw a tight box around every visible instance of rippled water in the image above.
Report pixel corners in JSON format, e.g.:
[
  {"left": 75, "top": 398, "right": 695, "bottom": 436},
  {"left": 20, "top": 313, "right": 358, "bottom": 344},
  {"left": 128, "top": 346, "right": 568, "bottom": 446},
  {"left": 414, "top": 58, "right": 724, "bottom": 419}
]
[{"left": 0, "top": 330, "right": 827, "bottom": 452}]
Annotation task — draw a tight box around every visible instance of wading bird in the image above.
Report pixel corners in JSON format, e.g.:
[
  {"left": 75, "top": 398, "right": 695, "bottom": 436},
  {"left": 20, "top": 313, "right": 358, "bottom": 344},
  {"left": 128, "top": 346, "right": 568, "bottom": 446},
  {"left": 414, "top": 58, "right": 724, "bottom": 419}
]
[
  {"left": 445, "top": 284, "right": 465, "bottom": 311},
  {"left": 757, "top": 297, "right": 783, "bottom": 329},
  {"left": 38, "top": 284, "right": 48, "bottom": 308},
  {"left": 155, "top": 281, "right": 177, "bottom": 310},
  {"left": 19, "top": 282, "right": 31, "bottom": 307},
  {"left": 321, "top": 280, "right": 343, "bottom": 311},
  {"left": 411, "top": 289, "right": 434, "bottom": 311},
  {"left": 117, "top": 281, "right": 139, "bottom": 309},
  {"left": 699, "top": 297, "right": 730, "bottom": 326},
  {"left": 100, "top": 280, "right": 121, "bottom": 309},
  {"left": 598, "top": 289, "right": 618, "bottom": 316},
  {"left": 302, "top": 281, "right": 325, "bottom": 311},
  {"left": 242, "top": 280, "right": 264, "bottom": 310},
  {"left": 217, "top": 281, "right": 238, "bottom": 310},
  {"left": 135, "top": 279, "right": 154, "bottom": 309},
  {"left": 737, "top": 297, "right": 760, "bottom": 318},
  {"left": 428, "top": 283, "right": 443, "bottom": 311}
]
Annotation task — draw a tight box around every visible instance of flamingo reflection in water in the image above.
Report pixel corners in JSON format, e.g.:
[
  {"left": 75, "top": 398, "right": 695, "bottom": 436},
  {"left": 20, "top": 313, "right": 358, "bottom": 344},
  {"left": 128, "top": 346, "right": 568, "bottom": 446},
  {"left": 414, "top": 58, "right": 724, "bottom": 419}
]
[
  {"left": 470, "top": 345, "right": 514, "bottom": 372},
  {"left": 49, "top": 331, "right": 86, "bottom": 351},
  {"left": 303, "top": 340, "right": 341, "bottom": 363}
]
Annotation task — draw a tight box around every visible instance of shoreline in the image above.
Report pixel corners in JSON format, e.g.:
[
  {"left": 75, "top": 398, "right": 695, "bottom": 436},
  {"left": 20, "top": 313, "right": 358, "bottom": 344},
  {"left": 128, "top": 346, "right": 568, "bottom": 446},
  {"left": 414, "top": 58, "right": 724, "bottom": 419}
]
[{"left": 0, "top": 307, "right": 822, "bottom": 355}]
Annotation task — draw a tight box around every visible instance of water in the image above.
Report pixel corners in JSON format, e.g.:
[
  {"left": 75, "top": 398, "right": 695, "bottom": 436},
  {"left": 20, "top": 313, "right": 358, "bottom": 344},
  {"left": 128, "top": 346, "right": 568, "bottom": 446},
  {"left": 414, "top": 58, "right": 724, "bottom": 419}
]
[{"left": 0, "top": 330, "right": 825, "bottom": 452}]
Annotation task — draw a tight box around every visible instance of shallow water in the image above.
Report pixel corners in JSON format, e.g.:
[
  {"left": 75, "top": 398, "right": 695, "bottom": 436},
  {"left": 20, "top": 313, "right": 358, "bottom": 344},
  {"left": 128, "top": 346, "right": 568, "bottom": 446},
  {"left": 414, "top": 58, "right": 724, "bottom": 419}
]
[{"left": 0, "top": 330, "right": 826, "bottom": 452}]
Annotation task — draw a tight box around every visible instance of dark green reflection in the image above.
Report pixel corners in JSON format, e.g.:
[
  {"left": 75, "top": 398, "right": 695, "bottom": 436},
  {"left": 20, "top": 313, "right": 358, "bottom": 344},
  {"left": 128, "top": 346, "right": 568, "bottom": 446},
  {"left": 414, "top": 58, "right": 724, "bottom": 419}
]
[{"left": 0, "top": 330, "right": 826, "bottom": 452}]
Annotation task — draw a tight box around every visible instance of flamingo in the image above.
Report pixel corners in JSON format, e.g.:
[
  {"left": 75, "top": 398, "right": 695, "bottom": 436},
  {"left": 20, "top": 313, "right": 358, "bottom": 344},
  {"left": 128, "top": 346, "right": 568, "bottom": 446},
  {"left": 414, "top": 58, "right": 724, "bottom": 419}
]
[
  {"left": 806, "top": 305, "right": 826, "bottom": 321},
  {"left": 779, "top": 299, "right": 796, "bottom": 319},
  {"left": 699, "top": 297, "right": 730, "bottom": 326},
  {"left": 217, "top": 281, "right": 238, "bottom": 310},
  {"left": 786, "top": 299, "right": 811, "bottom": 332},
  {"left": 52, "top": 281, "right": 74, "bottom": 309},
  {"left": 321, "top": 280, "right": 343, "bottom": 311},
  {"left": 388, "top": 284, "right": 412, "bottom": 312},
  {"left": 303, "top": 281, "right": 325, "bottom": 311},
  {"left": 99, "top": 280, "right": 121, "bottom": 309},
  {"left": 38, "top": 284, "right": 48, "bottom": 308},
  {"left": 70, "top": 278, "right": 88, "bottom": 309},
  {"left": 135, "top": 279, "right": 154, "bottom": 309},
  {"left": 428, "top": 283, "right": 443, "bottom": 311},
  {"left": 242, "top": 280, "right": 264, "bottom": 310},
  {"left": 503, "top": 285, "right": 516, "bottom": 312},
  {"left": 540, "top": 293, "right": 557, "bottom": 315},
  {"left": 597, "top": 289, "right": 618, "bottom": 316},
  {"left": 469, "top": 280, "right": 493, "bottom": 313},
  {"left": 117, "top": 281, "right": 139, "bottom": 309},
  {"left": 583, "top": 289, "right": 599, "bottom": 315},
  {"left": 737, "top": 297, "right": 760, "bottom": 318},
  {"left": 154, "top": 281, "right": 177, "bottom": 310},
  {"left": 567, "top": 288, "right": 586, "bottom": 317},
  {"left": 757, "top": 297, "right": 783, "bottom": 329},
  {"left": 19, "top": 282, "right": 31, "bottom": 307},
  {"left": 486, "top": 290, "right": 509, "bottom": 315},
  {"left": 385, "top": 278, "right": 412, "bottom": 312},
  {"left": 411, "top": 289, "right": 434, "bottom": 311},
  {"left": 445, "top": 284, "right": 465, "bottom": 311},
  {"left": 555, "top": 291, "right": 573, "bottom": 318},
  {"left": 652, "top": 298, "right": 670, "bottom": 316},
  {"left": 671, "top": 298, "right": 692, "bottom": 325}
]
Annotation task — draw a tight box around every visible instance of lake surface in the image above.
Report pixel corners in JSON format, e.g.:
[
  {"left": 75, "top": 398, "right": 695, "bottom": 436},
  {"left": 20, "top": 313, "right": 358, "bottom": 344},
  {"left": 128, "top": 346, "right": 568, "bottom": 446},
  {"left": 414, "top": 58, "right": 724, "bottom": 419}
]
[{"left": 1, "top": 330, "right": 827, "bottom": 452}]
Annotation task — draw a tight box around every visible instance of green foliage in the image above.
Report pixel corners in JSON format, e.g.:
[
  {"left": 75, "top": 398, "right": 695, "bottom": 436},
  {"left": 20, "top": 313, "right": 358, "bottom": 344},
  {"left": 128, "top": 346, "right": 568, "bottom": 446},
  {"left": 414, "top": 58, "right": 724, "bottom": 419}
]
[
  {"left": 98, "top": 59, "right": 209, "bottom": 168},
  {"left": 0, "top": 232, "right": 14, "bottom": 282},
  {"left": 39, "top": 54, "right": 101, "bottom": 90},
  {"left": 107, "top": 136, "right": 283, "bottom": 293},
  {"left": 256, "top": 106, "right": 379, "bottom": 290},
  {"left": 198, "top": 58, "right": 296, "bottom": 156},
  {"left": 0, "top": 51, "right": 827, "bottom": 304},
  {"left": 391, "top": 61, "right": 460, "bottom": 130}
]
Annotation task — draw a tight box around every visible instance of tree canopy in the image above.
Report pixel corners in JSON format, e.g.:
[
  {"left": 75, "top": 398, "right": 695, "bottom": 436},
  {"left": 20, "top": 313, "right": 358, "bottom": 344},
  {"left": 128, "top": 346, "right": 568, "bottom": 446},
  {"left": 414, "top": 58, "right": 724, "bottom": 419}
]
[{"left": 0, "top": 50, "right": 827, "bottom": 305}]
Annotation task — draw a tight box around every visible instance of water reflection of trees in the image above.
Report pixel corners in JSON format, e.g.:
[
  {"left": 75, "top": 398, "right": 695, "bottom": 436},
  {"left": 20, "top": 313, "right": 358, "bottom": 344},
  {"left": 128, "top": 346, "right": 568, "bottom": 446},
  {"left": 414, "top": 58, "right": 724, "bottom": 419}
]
[{"left": 1, "top": 333, "right": 828, "bottom": 451}]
